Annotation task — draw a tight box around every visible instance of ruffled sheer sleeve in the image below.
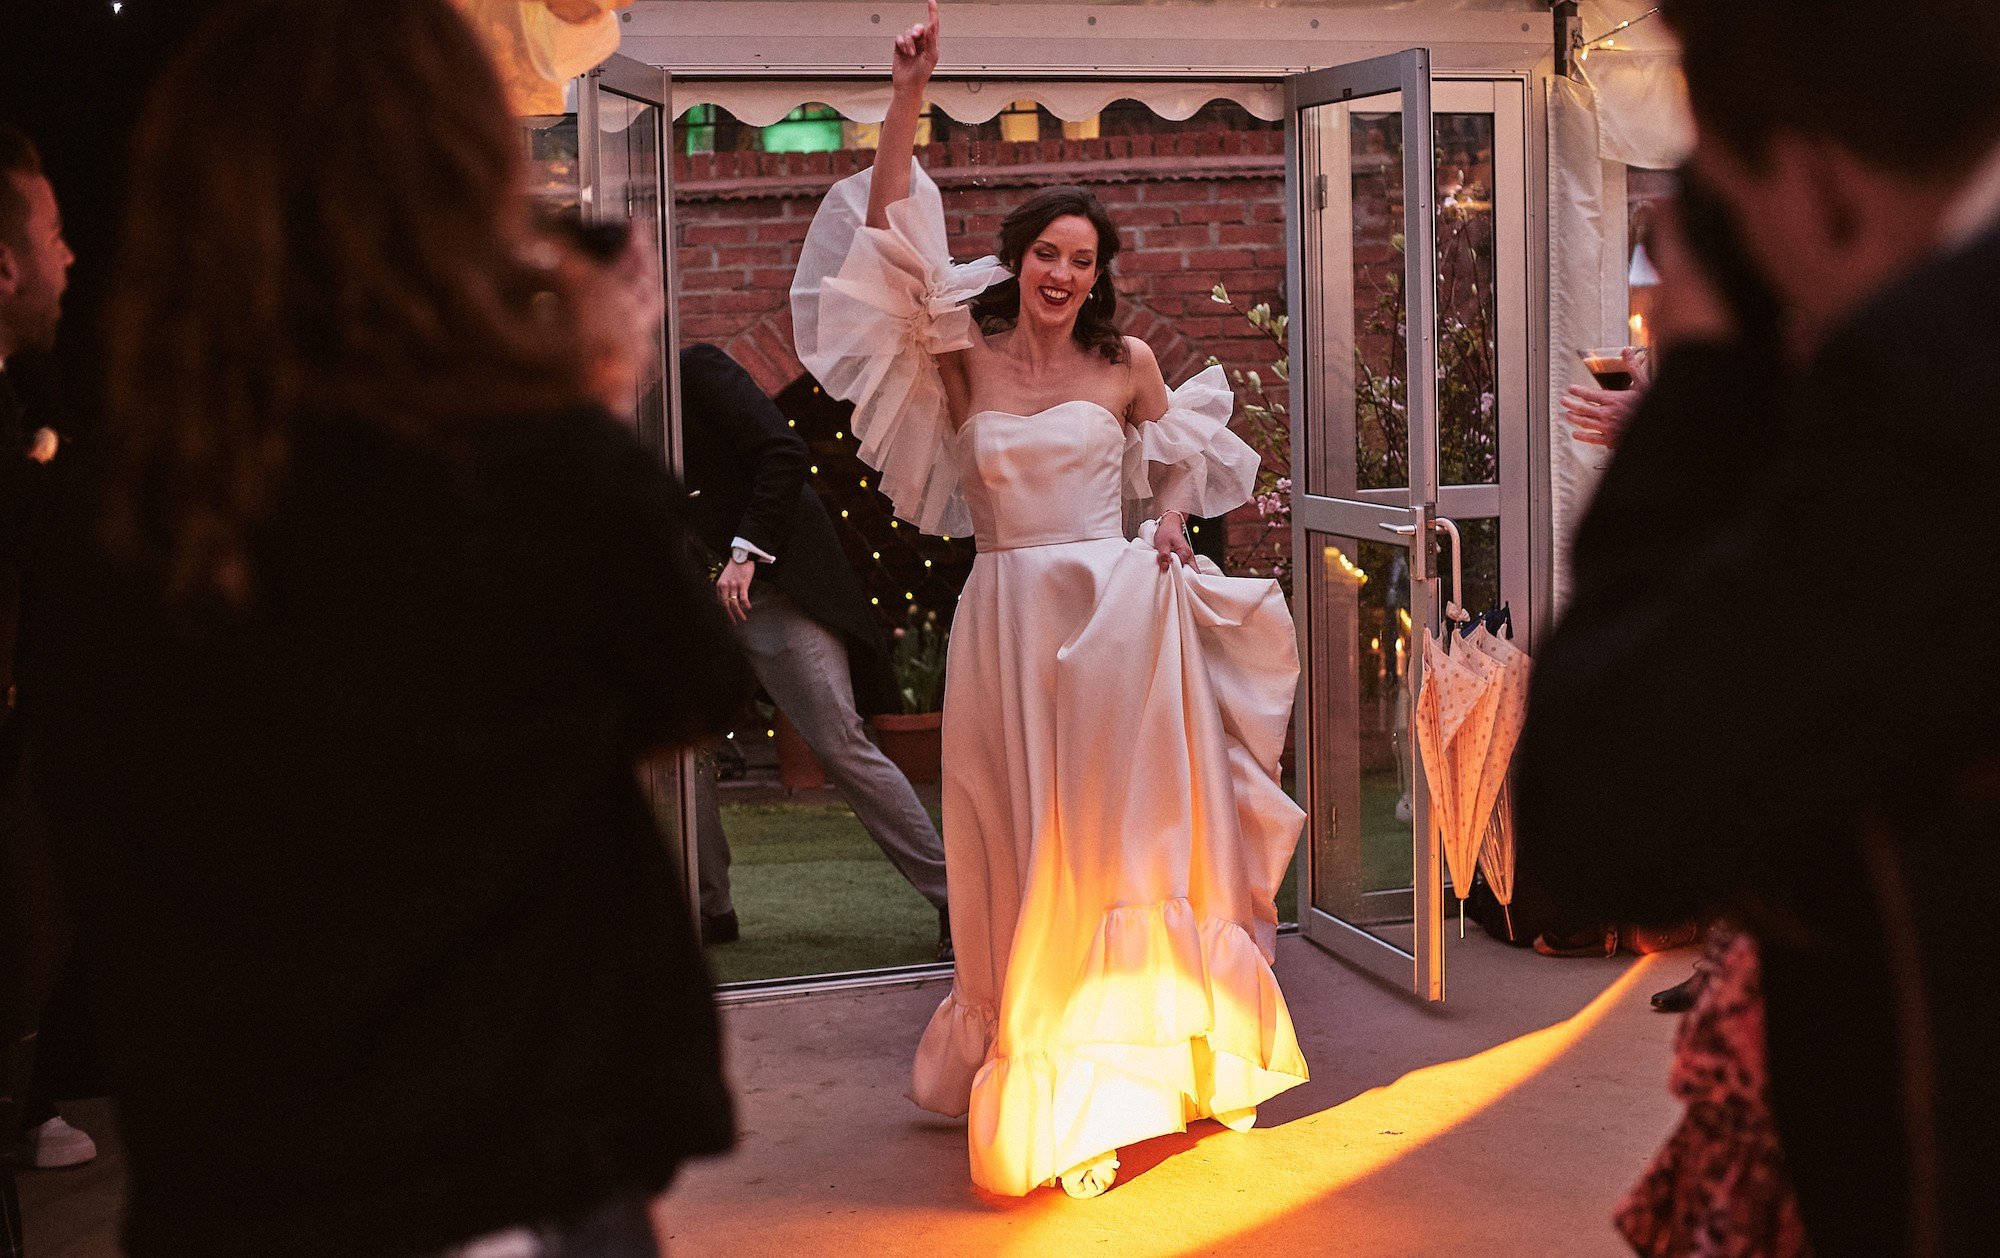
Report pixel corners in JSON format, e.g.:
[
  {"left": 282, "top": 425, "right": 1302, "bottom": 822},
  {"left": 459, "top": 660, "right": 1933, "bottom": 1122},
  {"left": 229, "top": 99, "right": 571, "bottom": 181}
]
[
  {"left": 1123, "top": 363, "right": 1259, "bottom": 521},
  {"left": 792, "top": 160, "right": 1009, "bottom": 537}
]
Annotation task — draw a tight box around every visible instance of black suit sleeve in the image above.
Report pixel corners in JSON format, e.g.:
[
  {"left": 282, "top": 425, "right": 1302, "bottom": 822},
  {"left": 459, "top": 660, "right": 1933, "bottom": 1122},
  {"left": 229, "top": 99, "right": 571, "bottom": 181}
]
[
  {"left": 679, "top": 343, "right": 810, "bottom": 558},
  {"left": 0, "top": 458, "right": 39, "bottom": 572},
  {"left": 1, "top": 376, "right": 35, "bottom": 570},
  {"left": 595, "top": 420, "right": 752, "bottom": 755}
]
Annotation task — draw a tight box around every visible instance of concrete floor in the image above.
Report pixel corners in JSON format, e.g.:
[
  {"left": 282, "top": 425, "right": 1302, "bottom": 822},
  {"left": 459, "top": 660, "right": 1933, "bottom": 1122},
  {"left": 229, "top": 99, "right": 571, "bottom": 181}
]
[
  {"left": 662, "top": 930, "right": 1680, "bottom": 1257},
  {"left": 20, "top": 933, "right": 1684, "bottom": 1257}
]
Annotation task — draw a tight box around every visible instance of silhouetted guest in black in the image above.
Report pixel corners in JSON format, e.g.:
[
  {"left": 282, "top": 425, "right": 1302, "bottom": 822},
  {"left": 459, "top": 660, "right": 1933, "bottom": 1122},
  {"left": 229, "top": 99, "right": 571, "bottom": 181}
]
[
  {"left": 1, "top": 122, "right": 100, "bottom": 1172},
  {"left": 1516, "top": 1, "right": 2000, "bottom": 1252},
  {"left": 26, "top": 3, "right": 747, "bottom": 1254}
]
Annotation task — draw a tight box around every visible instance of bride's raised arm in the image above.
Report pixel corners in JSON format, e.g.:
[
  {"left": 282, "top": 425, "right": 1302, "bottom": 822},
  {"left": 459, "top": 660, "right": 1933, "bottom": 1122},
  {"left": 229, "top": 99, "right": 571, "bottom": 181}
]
[
  {"left": 790, "top": 0, "right": 1007, "bottom": 538},
  {"left": 867, "top": 0, "right": 939, "bottom": 229}
]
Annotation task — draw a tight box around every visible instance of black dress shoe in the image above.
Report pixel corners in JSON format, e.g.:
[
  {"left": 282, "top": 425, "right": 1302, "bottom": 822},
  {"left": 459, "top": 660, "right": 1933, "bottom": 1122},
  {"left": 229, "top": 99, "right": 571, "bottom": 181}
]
[
  {"left": 1650, "top": 971, "right": 1703, "bottom": 1013},
  {"left": 701, "top": 910, "right": 740, "bottom": 947},
  {"left": 937, "top": 905, "right": 954, "bottom": 964}
]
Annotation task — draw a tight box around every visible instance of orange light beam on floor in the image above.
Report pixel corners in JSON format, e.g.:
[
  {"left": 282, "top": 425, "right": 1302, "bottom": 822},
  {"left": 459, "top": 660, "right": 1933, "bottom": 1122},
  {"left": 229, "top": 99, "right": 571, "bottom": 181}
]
[{"left": 997, "top": 954, "right": 1667, "bottom": 1257}]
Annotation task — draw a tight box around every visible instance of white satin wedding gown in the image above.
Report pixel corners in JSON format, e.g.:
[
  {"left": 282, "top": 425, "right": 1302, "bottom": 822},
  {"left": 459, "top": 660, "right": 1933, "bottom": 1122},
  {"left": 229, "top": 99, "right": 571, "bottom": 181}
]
[{"left": 794, "top": 162, "right": 1308, "bottom": 1197}]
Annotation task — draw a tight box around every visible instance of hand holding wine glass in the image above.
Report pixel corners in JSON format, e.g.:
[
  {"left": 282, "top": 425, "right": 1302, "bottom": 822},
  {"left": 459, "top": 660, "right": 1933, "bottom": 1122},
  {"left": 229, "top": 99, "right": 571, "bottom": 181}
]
[{"left": 1564, "top": 347, "right": 1649, "bottom": 449}]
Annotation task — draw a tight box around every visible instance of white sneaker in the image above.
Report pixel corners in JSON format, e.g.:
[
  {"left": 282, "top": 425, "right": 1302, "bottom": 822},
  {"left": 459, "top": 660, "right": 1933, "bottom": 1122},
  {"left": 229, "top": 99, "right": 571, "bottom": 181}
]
[{"left": 17, "top": 1116, "right": 98, "bottom": 1168}]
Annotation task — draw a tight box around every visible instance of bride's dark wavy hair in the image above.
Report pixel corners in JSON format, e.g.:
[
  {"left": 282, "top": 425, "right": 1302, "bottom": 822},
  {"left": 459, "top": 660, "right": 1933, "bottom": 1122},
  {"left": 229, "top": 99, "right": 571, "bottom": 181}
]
[{"left": 972, "top": 185, "right": 1127, "bottom": 363}]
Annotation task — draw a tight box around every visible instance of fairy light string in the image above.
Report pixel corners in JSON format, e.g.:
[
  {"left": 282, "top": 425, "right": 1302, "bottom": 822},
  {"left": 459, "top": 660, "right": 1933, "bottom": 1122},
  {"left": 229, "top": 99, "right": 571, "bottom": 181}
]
[{"left": 1574, "top": 6, "right": 1662, "bottom": 63}]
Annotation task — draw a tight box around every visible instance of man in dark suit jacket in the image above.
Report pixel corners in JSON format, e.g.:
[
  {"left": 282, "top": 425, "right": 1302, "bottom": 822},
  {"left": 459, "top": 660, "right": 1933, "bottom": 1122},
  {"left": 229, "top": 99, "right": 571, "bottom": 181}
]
[
  {"left": 1515, "top": 1, "right": 2000, "bottom": 1251},
  {"left": 678, "top": 343, "right": 949, "bottom": 956},
  {"left": 2, "top": 123, "right": 98, "bottom": 1175}
]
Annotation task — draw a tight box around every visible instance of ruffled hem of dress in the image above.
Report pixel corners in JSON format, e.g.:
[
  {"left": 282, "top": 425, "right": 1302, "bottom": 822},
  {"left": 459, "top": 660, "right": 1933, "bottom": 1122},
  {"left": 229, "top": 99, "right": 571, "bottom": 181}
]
[
  {"left": 908, "top": 991, "right": 998, "bottom": 1117},
  {"left": 920, "top": 898, "right": 1307, "bottom": 1196}
]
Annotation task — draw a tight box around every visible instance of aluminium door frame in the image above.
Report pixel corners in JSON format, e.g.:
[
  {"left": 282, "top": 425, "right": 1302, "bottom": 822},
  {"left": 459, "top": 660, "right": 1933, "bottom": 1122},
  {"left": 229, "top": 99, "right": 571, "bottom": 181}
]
[
  {"left": 1285, "top": 49, "right": 1445, "bottom": 999},
  {"left": 575, "top": 56, "right": 704, "bottom": 934}
]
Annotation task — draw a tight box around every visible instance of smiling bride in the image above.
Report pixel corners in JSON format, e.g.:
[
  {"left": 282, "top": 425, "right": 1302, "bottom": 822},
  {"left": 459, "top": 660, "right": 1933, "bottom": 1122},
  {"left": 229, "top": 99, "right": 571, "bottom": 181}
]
[{"left": 790, "top": 0, "right": 1309, "bottom": 1199}]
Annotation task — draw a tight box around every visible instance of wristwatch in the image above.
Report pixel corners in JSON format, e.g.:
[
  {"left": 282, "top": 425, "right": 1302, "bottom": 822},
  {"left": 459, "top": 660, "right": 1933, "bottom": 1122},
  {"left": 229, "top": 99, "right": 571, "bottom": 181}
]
[{"left": 729, "top": 545, "right": 752, "bottom": 566}]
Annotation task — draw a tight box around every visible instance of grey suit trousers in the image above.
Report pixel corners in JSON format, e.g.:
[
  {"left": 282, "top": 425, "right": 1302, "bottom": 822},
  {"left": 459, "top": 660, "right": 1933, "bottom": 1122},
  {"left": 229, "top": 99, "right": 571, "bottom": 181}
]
[{"left": 694, "top": 583, "right": 947, "bottom": 918}]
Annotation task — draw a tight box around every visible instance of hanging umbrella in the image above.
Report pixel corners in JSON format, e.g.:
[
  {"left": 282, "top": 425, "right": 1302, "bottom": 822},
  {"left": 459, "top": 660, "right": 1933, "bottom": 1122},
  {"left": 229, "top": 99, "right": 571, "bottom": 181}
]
[
  {"left": 1440, "top": 634, "right": 1504, "bottom": 934},
  {"left": 1413, "top": 628, "right": 1500, "bottom": 934},
  {"left": 1462, "top": 626, "right": 1533, "bottom": 939},
  {"left": 1412, "top": 630, "right": 1455, "bottom": 901}
]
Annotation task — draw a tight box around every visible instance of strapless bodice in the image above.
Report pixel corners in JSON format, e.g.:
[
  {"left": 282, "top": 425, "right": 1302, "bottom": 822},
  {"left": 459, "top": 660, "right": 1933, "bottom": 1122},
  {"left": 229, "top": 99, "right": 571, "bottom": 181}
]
[{"left": 956, "top": 401, "right": 1126, "bottom": 552}]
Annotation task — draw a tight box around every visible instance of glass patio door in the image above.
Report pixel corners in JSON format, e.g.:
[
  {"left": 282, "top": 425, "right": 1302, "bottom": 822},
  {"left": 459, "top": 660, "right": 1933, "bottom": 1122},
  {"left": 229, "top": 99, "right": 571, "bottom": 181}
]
[
  {"left": 1286, "top": 51, "right": 1446, "bottom": 998},
  {"left": 522, "top": 56, "right": 698, "bottom": 921},
  {"left": 1287, "top": 55, "right": 1532, "bottom": 1001}
]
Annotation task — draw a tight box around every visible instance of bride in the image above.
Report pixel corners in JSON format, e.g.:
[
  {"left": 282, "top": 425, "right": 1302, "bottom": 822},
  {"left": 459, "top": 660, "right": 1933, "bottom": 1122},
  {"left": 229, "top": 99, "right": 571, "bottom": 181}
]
[{"left": 792, "top": 0, "right": 1308, "bottom": 1198}]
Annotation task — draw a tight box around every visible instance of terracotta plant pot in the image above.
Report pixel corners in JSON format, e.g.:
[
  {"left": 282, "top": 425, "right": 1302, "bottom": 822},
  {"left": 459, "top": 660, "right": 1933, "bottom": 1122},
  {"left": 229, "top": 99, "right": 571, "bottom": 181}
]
[
  {"left": 871, "top": 710, "right": 943, "bottom": 784},
  {"left": 773, "top": 710, "right": 826, "bottom": 791}
]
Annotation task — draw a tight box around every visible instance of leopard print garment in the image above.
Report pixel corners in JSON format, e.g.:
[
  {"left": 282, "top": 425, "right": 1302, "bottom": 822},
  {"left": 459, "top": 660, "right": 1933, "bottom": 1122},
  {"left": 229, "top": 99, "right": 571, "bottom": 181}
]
[{"left": 1615, "top": 927, "right": 1814, "bottom": 1257}]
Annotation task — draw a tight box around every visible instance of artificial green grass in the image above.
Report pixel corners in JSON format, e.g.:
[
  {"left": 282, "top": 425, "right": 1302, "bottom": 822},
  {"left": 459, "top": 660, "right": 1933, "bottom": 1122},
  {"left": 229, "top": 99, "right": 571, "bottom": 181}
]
[
  {"left": 707, "top": 803, "right": 941, "bottom": 985},
  {"left": 1361, "top": 769, "right": 1415, "bottom": 892},
  {"left": 709, "top": 800, "right": 1306, "bottom": 986}
]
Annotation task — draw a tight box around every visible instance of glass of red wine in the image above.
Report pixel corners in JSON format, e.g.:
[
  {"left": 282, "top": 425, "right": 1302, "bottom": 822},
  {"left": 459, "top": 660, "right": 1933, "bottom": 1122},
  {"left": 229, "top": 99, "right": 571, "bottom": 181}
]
[{"left": 1576, "top": 346, "right": 1645, "bottom": 391}]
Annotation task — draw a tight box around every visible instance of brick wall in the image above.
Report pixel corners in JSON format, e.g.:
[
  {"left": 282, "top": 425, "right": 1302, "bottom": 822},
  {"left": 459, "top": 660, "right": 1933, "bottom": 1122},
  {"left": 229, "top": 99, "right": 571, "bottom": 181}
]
[{"left": 672, "top": 132, "right": 1294, "bottom": 579}]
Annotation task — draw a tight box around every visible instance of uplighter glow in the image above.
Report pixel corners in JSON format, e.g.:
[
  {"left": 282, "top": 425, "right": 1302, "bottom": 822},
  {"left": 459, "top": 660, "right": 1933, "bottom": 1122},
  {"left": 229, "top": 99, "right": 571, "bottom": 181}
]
[{"left": 992, "top": 955, "right": 1664, "bottom": 1256}]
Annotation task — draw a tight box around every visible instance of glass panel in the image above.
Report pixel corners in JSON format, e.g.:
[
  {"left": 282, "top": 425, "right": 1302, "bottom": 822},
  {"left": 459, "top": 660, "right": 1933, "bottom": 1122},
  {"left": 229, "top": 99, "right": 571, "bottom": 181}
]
[
  {"left": 1348, "top": 107, "right": 1409, "bottom": 494},
  {"left": 1437, "top": 112, "right": 1499, "bottom": 487},
  {"left": 1307, "top": 532, "right": 1416, "bottom": 950},
  {"left": 1456, "top": 515, "right": 1501, "bottom": 623},
  {"left": 598, "top": 93, "right": 668, "bottom": 445},
  {"left": 1297, "top": 94, "right": 1409, "bottom": 500},
  {"left": 522, "top": 113, "right": 581, "bottom": 214},
  {"left": 1299, "top": 103, "right": 1497, "bottom": 496}
]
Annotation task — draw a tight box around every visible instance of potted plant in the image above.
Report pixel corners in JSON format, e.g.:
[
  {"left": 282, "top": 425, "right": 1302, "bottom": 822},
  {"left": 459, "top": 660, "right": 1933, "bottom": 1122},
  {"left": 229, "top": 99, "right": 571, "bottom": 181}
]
[
  {"left": 772, "top": 706, "right": 827, "bottom": 791},
  {"left": 871, "top": 606, "right": 947, "bottom": 783}
]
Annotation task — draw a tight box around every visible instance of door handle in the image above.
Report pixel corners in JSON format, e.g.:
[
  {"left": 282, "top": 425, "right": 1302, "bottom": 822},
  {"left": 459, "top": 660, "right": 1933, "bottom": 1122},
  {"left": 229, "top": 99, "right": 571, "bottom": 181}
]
[
  {"left": 1431, "top": 516, "right": 1469, "bottom": 627},
  {"left": 1378, "top": 514, "right": 1466, "bottom": 623},
  {"left": 1377, "top": 505, "right": 1433, "bottom": 580}
]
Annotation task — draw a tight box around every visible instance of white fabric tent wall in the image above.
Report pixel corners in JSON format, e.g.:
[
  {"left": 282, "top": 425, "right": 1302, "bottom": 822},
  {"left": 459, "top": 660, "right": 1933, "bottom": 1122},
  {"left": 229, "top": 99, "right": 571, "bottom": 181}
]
[{"left": 1544, "top": 2, "right": 1689, "bottom": 609}]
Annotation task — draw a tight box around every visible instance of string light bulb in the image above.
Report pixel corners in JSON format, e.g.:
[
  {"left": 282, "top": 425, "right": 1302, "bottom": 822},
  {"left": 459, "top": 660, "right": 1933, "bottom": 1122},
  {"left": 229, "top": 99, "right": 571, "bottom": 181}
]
[{"left": 1577, "top": 5, "right": 1661, "bottom": 57}]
